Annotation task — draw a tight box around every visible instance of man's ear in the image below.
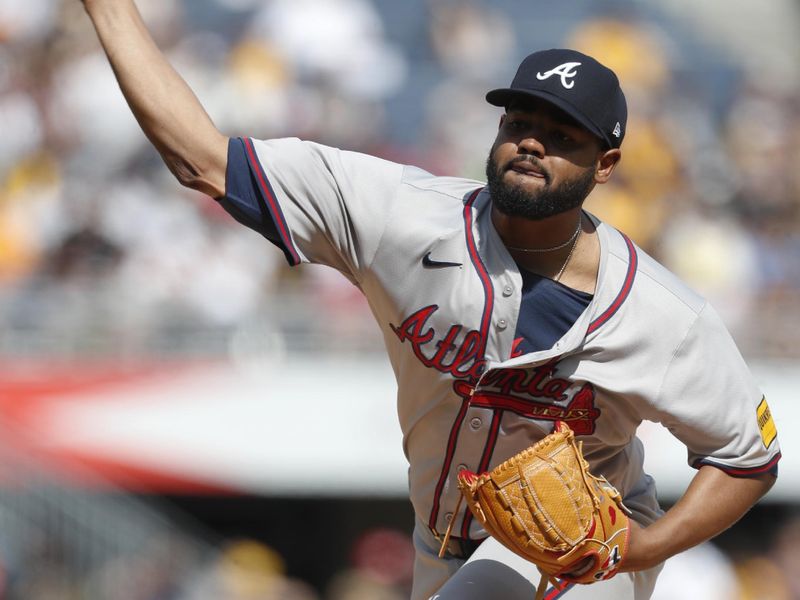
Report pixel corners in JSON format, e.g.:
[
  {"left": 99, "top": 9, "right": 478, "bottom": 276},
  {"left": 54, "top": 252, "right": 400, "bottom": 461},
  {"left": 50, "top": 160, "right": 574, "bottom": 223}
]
[
  {"left": 595, "top": 149, "right": 621, "bottom": 184},
  {"left": 499, "top": 114, "right": 506, "bottom": 129}
]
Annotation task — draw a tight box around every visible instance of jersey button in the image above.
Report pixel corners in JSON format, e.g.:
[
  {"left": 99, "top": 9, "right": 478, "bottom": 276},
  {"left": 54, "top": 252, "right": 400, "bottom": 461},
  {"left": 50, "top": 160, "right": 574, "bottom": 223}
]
[
  {"left": 502, "top": 285, "right": 513, "bottom": 297},
  {"left": 469, "top": 417, "right": 482, "bottom": 430},
  {"left": 497, "top": 319, "right": 507, "bottom": 330},
  {"left": 445, "top": 512, "right": 453, "bottom": 522}
]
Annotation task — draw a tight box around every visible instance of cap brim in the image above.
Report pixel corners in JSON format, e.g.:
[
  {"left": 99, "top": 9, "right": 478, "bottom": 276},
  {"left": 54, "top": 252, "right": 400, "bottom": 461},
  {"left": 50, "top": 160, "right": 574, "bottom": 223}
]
[{"left": 486, "top": 88, "right": 611, "bottom": 148}]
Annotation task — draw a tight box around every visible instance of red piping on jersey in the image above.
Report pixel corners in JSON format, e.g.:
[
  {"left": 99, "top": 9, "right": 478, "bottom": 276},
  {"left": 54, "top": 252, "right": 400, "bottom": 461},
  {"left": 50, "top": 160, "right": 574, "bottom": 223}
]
[
  {"left": 462, "top": 187, "right": 494, "bottom": 361},
  {"left": 693, "top": 452, "right": 781, "bottom": 477},
  {"left": 460, "top": 409, "right": 502, "bottom": 537},
  {"left": 428, "top": 397, "right": 471, "bottom": 533},
  {"left": 428, "top": 187, "right": 492, "bottom": 533},
  {"left": 243, "top": 137, "right": 302, "bottom": 266},
  {"left": 587, "top": 232, "right": 638, "bottom": 334}
]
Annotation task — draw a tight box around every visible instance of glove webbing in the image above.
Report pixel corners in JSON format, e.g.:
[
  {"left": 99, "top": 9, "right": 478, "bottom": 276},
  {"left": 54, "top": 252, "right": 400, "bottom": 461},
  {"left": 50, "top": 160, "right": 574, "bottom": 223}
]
[{"left": 516, "top": 437, "right": 599, "bottom": 553}]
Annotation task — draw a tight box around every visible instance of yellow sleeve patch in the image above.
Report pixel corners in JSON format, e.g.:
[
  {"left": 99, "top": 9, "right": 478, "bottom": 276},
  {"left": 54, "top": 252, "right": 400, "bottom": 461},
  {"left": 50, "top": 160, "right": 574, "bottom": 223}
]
[{"left": 757, "top": 396, "right": 777, "bottom": 449}]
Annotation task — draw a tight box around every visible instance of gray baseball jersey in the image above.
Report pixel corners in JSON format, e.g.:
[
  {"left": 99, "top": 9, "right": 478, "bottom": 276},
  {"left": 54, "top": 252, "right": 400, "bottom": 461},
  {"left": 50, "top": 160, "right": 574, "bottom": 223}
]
[{"left": 220, "top": 135, "right": 780, "bottom": 598}]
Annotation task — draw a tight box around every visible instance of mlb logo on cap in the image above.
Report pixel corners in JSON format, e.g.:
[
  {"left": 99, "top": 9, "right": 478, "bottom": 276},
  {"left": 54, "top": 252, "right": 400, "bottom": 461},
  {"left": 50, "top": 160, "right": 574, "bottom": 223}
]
[
  {"left": 535, "top": 61, "right": 583, "bottom": 89},
  {"left": 486, "top": 49, "right": 628, "bottom": 149}
]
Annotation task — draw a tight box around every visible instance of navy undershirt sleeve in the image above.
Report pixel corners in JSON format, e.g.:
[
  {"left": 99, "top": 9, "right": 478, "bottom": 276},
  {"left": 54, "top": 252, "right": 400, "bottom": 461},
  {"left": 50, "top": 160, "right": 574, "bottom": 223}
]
[
  {"left": 512, "top": 269, "right": 593, "bottom": 356},
  {"left": 216, "top": 137, "right": 281, "bottom": 246}
]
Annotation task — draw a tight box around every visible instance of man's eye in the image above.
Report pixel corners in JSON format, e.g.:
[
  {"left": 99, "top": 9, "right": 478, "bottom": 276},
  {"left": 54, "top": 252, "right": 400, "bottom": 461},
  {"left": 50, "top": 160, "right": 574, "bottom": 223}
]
[{"left": 552, "top": 131, "right": 575, "bottom": 146}]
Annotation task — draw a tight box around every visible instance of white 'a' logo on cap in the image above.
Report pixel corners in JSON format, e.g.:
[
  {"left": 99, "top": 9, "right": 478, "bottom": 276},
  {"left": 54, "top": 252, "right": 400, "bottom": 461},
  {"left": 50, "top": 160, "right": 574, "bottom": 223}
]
[{"left": 536, "top": 62, "right": 582, "bottom": 89}]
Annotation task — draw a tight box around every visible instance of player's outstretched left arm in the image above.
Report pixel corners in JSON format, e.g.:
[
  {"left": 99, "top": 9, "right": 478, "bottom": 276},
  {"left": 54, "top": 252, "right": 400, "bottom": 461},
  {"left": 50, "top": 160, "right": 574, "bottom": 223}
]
[
  {"left": 621, "top": 464, "right": 774, "bottom": 571},
  {"left": 80, "top": 0, "right": 228, "bottom": 198}
]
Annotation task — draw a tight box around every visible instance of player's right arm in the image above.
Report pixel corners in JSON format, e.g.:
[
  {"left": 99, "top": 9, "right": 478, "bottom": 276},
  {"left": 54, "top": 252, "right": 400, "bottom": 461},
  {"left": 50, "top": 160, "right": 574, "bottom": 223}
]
[{"left": 81, "top": 0, "right": 227, "bottom": 198}]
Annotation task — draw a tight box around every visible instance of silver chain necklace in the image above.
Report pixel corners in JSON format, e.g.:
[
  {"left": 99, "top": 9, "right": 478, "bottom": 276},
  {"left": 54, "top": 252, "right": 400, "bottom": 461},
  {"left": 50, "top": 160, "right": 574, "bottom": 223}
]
[
  {"left": 554, "top": 228, "right": 581, "bottom": 282},
  {"left": 504, "top": 219, "right": 582, "bottom": 253}
]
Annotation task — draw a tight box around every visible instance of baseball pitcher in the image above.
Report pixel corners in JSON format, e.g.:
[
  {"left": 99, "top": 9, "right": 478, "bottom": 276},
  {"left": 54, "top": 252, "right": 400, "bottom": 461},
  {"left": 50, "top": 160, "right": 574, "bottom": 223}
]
[{"left": 78, "top": 1, "right": 780, "bottom": 598}]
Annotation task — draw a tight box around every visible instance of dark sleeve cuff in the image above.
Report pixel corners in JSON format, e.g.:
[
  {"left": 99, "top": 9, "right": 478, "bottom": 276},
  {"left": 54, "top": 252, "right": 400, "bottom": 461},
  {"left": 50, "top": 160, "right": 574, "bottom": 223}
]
[
  {"left": 693, "top": 453, "right": 781, "bottom": 478},
  {"left": 217, "top": 137, "right": 300, "bottom": 266}
]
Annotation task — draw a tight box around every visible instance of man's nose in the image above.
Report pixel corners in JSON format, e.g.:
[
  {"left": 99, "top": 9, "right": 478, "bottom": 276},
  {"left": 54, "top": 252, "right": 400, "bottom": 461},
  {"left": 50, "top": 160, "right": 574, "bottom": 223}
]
[{"left": 517, "top": 133, "right": 545, "bottom": 158}]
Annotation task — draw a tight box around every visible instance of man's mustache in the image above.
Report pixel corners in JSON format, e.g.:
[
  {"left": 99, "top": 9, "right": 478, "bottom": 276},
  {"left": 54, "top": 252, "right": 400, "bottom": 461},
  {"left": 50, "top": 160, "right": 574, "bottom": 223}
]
[{"left": 504, "top": 155, "right": 550, "bottom": 184}]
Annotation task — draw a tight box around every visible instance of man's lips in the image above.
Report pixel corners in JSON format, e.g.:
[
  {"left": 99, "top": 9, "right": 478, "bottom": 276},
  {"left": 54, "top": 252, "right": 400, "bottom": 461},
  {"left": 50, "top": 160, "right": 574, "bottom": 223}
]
[
  {"left": 511, "top": 165, "right": 544, "bottom": 177},
  {"left": 506, "top": 159, "right": 548, "bottom": 182}
]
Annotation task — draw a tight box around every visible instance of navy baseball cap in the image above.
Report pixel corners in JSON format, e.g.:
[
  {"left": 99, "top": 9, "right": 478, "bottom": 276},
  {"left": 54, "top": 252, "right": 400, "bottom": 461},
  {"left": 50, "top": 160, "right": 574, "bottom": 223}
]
[{"left": 486, "top": 49, "right": 627, "bottom": 149}]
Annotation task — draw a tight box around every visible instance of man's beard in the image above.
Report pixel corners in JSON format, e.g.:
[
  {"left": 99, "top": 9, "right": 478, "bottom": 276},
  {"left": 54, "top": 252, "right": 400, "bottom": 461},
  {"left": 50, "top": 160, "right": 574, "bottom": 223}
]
[{"left": 485, "top": 152, "right": 596, "bottom": 220}]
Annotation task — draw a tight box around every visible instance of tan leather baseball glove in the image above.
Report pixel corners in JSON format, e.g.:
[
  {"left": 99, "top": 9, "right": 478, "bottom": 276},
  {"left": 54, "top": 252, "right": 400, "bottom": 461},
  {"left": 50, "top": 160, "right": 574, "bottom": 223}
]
[{"left": 451, "top": 421, "right": 630, "bottom": 598}]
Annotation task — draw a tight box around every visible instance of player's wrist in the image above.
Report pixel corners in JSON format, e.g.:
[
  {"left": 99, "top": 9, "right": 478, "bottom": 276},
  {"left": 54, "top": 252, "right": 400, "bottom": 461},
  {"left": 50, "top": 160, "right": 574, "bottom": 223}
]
[{"left": 618, "top": 521, "right": 663, "bottom": 572}]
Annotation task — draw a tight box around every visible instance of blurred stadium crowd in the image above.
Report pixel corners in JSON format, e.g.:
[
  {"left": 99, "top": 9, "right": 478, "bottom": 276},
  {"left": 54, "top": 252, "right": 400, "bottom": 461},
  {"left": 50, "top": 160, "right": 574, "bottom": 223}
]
[
  {"left": 1, "top": 0, "right": 800, "bottom": 598},
  {"left": 1, "top": 0, "right": 799, "bottom": 359}
]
